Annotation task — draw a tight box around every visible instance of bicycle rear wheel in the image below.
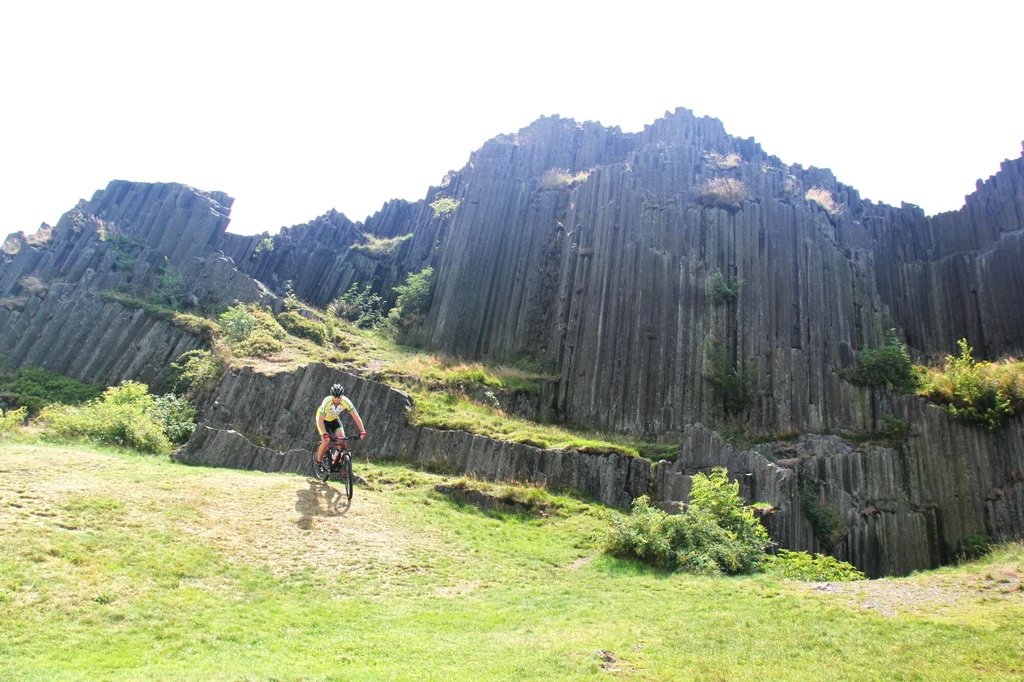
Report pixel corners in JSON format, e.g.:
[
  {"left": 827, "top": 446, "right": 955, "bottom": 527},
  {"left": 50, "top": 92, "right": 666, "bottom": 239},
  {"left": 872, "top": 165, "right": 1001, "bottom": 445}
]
[
  {"left": 312, "top": 447, "right": 331, "bottom": 482},
  {"left": 344, "top": 452, "right": 353, "bottom": 500}
]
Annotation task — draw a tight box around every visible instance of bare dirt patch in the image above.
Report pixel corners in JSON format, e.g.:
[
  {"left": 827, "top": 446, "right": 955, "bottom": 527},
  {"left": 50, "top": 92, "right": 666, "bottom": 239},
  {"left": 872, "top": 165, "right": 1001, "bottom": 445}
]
[
  {"left": 808, "top": 566, "right": 1024, "bottom": 618},
  {"left": 0, "top": 446, "right": 450, "bottom": 582}
]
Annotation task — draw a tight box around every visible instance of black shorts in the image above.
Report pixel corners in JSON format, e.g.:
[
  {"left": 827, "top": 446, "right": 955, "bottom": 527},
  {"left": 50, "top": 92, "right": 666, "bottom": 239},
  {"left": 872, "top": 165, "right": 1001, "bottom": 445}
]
[{"left": 323, "top": 420, "right": 343, "bottom": 436}]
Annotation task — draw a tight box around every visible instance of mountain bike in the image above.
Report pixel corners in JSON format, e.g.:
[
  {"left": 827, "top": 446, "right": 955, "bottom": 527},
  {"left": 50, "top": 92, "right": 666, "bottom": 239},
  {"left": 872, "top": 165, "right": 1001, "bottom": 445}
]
[{"left": 312, "top": 434, "right": 356, "bottom": 500}]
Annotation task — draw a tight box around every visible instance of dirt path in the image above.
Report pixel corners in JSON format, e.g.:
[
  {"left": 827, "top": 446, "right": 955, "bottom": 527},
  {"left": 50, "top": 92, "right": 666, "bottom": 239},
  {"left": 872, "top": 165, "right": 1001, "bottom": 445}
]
[{"left": 0, "top": 446, "right": 447, "bottom": 582}]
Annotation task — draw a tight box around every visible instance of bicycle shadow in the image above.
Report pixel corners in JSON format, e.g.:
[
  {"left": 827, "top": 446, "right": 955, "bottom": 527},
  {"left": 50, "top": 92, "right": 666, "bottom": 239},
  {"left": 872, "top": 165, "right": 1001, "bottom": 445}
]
[{"left": 295, "top": 479, "right": 350, "bottom": 529}]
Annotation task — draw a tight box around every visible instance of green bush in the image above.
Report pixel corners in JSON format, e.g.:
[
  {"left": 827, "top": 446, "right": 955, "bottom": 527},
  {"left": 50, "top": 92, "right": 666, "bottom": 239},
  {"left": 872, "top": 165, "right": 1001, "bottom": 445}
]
[
  {"left": 429, "top": 197, "right": 459, "bottom": 218},
  {"left": 387, "top": 267, "right": 435, "bottom": 333},
  {"left": 170, "top": 313, "right": 219, "bottom": 340},
  {"left": 254, "top": 237, "right": 274, "bottom": 254},
  {"left": 845, "top": 328, "right": 918, "bottom": 393},
  {"left": 956, "top": 534, "right": 993, "bottom": 562},
  {"left": 709, "top": 270, "right": 743, "bottom": 305},
  {"left": 330, "top": 284, "right": 388, "bottom": 329},
  {"left": 799, "top": 479, "right": 847, "bottom": 552},
  {"left": 0, "top": 406, "right": 27, "bottom": 436},
  {"left": 220, "top": 304, "right": 286, "bottom": 357},
  {"left": 706, "top": 342, "right": 757, "bottom": 415},
  {"left": 917, "top": 339, "right": 1020, "bottom": 429},
  {"left": 38, "top": 381, "right": 171, "bottom": 454},
  {"left": 168, "top": 349, "right": 223, "bottom": 398},
  {"left": 277, "top": 311, "right": 327, "bottom": 345},
  {"left": 762, "top": 550, "right": 865, "bottom": 581},
  {"left": 232, "top": 331, "right": 282, "bottom": 358},
  {"left": 0, "top": 367, "right": 104, "bottom": 415},
  {"left": 149, "top": 394, "right": 198, "bottom": 444},
  {"left": 605, "top": 467, "right": 770, "bottom": 575},
  {"left": 219, "top": 304, "right": 256, "bottom": 342}
]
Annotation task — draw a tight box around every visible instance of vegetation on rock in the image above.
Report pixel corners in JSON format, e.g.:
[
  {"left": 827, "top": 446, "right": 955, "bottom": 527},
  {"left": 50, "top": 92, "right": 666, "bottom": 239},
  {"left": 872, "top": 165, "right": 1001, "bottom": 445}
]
[
  {"left": 696, "top": 177, "right": 746, "bottom": 211},
  {"left": 429, "top": 197, "right": 459, "bottom": 218},
  {"left": 606, "top": 467, "right": 770, "bottom": 575},
  {"left": 916, "top": 338, "right": 1023, "bottom": 429},
  {"left": 844, "top": 328, "right": 918, "bottom": 393},
  {"left": 762, "top": 549, "right": 866, "bottom": 581},
  {"left": 0, "top": 367, "right": 104, "bottom": 415}
]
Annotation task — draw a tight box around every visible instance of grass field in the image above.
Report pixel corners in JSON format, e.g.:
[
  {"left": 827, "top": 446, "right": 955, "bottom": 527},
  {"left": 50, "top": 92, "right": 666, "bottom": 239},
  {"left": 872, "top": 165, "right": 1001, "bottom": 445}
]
[{"left": 2, "top": 442, "right": 1023, "bottom": 681}]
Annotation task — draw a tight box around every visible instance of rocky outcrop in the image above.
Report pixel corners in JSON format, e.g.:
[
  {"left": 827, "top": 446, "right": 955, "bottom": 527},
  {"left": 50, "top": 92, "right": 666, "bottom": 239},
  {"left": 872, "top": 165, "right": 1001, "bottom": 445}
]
[
  {"left": 1, "top": 181, "right": 275, "bottom": 309},
  {"left": 172, "top": 424, "right": 313, "bottom": 476},
  {"left": 395, "top": 426, "right": 651, "bottom": 508},
  {"left": 0, "top": 284, "right": 205, "bottom": 389}
]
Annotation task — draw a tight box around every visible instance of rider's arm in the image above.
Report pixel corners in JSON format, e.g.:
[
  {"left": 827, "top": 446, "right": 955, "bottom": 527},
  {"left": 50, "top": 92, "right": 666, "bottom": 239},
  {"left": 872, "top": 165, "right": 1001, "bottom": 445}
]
[
  {"left": 316, "top": 411, "right": 327, "bottom": 437},
  {"left": 350, "top": 408, "right": 366, "bottom": 436}
]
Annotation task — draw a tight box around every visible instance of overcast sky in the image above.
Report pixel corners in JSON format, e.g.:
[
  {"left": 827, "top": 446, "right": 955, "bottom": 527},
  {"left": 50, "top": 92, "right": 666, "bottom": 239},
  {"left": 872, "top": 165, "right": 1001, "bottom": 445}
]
[{"left": 2, "top": 1, "right": 1021, "bottom": 237}]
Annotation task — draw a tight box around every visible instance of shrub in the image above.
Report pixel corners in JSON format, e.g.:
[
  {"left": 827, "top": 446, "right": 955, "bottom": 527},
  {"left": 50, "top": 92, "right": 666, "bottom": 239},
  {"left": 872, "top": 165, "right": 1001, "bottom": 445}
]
[
  {"left": 805, "top": 187, "right": 843, "bottom": 218},
  {"left": 277, "top": 311, "right": 327, "bottom": 345},
  {"left": 219, "top": 304, "right": 256, "bottom": 342},
  {"left": 0, "top": 367, "right": 104, "bottom": 415},
  {"left": 350, "top": 233, "right": 413, "bottom": 257},
  {"left": 169, "top": 349, "right": 223, "bottom": 397},
  {"left": 844, "top": 328, "right": 918, "bottom": 393},
  {"left": 956, "top": 534, "right": 993, "bottom": 562},
  {"left": 149, "top": 260, "right": 184, "bottom": 310},
  {"left": 387, "top": 267, "right": 435, "bottom": 332},
  {"left": 916, "top": 339, "right": 1020, "bottom": 429},
  {"left": 254, "top": 237, "right": 274, "bottom": 254},
  {"left": 232, "top": 331, "right": 282, "bottom": 358},
  {"left": 429, "top": 198, "right": 460, "bottom": 218},
  {"left": 38, "top": 381, "right": 171, "bottom": 454},
  {"left": 705, "top": 152, "right": 741, "bottom": 170},
  {"left": 18, "top": 275, "right": 47, "bottom": 297},
  {"left": 696, "top": 178, "right": 746, "bottom": 211},
  {"left": 605, "top": 468, "right": 770, "bottom": 575},
  {"left": 706, "top": 342, "right": 757, "bottom": 415},
  {"left": 0, "top": 406, "right": 27, "bottom": 436},
  {"left": 709, "top": 270, "right": 743, "bottom": 305},
  {"left": 762, "top": 550, "right": 866, "bottom": 581},
  {"left": 799, "top": 479, "right": 847, "bottom": 552},
  {"left": 538, "top": 169, "right": 589, "bottom": 191},
  {"left": 170, "top": 313, "right": 219, "bottom": 340},
  {"left": 330, "top": 284, "right": 388, "bottom": 329},
  {"left": 149, "top": 394, "right": 198, "bottom": 444}
]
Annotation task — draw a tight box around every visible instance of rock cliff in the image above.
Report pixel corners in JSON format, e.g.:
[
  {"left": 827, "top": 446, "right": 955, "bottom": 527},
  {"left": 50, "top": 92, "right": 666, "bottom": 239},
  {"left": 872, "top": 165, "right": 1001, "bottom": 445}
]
[{"left": 4, "top": 108, "right": 1023, "bottom": 577}]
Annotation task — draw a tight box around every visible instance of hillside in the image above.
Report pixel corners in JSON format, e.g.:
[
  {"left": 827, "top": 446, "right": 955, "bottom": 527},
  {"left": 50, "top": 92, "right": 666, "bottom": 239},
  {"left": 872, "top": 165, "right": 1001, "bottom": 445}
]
[
  {"left": 1, "top": 107, "right": 1023, "bottom": 577},
  {"left": 2, "top": 444, "right": 1023, "bottom": 681}
]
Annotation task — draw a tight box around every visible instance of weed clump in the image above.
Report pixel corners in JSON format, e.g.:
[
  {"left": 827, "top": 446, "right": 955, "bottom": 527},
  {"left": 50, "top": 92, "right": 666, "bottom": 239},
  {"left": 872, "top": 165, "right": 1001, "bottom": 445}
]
[
  {"left": 844, "top": 328, "right": 918, "bottom": 393},
  {"left": 0, "top": 367, "right": 104, "bottom": 415},
  {"left": 916, "top": 339, "right": 1023, "bottom": 429},
  {"left": 696, "top": 178, "right": 747, "bottom": 211},
  {"left": 277, "top": 311, "right": 327, "bottom": 346},
  {"left": 762, "top": 550, "right": 865, "bottom": 581},
  {"left": 429, "top": 198, "right": 460, "bottom": 218},
  {"left": 805, "top": 187, "right": 843, "bottom": 218},
  {"left": 38, "top": 380, "right": 196, "bottom": 453},
  {"left": 605, "top": 467, "right": 770, "bottom": 575}
]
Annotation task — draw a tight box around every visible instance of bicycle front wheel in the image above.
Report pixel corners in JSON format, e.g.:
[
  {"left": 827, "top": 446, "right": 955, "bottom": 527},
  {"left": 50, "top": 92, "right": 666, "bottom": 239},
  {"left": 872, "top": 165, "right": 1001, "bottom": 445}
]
[{"left": 344, "top": 453, "right": 353, "bottom": 500}]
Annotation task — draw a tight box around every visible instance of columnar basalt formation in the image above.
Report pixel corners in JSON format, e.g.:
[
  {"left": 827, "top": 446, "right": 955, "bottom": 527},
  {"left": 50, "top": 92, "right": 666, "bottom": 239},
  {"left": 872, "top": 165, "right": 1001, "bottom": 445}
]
[
  {"left": 4, "top": 109, "right": 1023, "bottom": 577},
  {"left": 0, "top": 284, "right": 206, "bottom": 389}
]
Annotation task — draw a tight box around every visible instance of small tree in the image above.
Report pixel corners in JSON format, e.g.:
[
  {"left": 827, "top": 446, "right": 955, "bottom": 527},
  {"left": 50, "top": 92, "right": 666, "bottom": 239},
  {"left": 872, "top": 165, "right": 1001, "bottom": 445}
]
[{"left": 845, "top": 328, "right": 918, "bottom": 393}]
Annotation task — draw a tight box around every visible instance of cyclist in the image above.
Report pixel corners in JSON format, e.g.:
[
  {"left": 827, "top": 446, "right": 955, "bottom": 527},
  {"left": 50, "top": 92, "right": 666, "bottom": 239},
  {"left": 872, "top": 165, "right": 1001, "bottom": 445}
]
[{"left": 314, "top": 383, "right": 366, "bottom": 477}]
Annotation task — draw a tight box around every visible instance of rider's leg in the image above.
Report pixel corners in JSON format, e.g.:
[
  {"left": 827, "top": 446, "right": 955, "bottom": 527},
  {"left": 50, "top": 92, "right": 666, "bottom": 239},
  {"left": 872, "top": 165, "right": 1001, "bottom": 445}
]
[{"left": 316, "top": 437, "right": 328, "bottom": 463}]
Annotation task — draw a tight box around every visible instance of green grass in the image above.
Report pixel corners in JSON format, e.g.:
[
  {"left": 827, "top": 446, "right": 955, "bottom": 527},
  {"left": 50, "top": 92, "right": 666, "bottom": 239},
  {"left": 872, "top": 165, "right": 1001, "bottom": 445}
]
[{"left": 2, "top": 442, "right": 1023, "bottom": 681}]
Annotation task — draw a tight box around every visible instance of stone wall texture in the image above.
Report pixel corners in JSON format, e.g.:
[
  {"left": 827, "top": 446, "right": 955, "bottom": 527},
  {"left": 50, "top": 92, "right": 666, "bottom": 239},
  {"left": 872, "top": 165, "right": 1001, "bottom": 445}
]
[{"left": 4, "top": 108, "right": 1023, "bottom": 577}]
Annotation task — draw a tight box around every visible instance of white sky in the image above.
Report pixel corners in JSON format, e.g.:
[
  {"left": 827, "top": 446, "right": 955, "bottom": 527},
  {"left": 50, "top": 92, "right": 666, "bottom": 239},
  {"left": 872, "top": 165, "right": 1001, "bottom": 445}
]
[{"left": 1, "top": 1, "right": 1021, "bottom": 237}]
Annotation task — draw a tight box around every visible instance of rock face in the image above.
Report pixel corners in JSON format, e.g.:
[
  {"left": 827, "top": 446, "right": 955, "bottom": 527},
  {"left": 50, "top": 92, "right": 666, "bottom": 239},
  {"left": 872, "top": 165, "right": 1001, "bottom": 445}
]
[
  {"left": 1, "top": 180, "right": 275, "bottom": 308},
  {"left": 0, "top": 284, "right": 205, "bottom": 389},
  {"left": 4, "top": 109, "right": 1024, "bottom": 577}
]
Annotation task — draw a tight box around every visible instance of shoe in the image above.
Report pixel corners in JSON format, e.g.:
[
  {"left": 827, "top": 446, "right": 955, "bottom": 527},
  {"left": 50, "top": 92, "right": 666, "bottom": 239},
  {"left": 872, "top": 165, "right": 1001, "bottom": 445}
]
[{"left": 314, "top": 459, "right": 327, "bottom": 477}]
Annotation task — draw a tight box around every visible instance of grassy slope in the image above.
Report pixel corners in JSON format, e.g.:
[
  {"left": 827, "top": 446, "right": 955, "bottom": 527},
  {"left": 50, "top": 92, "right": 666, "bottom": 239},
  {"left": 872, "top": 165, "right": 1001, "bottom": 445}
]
[{"left": 2, "top": 443, "right": 1023, "bottom": 681}]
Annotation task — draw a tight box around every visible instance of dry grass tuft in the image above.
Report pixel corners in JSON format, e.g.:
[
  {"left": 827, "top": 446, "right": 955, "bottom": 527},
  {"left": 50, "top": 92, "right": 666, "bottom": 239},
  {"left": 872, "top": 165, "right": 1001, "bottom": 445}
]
[
  {"left": 696, "top": 178, "right": 747, "bottom": 211},
  {"left": 805, "top": 187, "right": 843, "bottom": 217},
  {"left": 539, "top": 169, "right": 589, "bottom": 191},
  {"left": 705, "top": 152, "right": 742, "bottom": 170}
]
